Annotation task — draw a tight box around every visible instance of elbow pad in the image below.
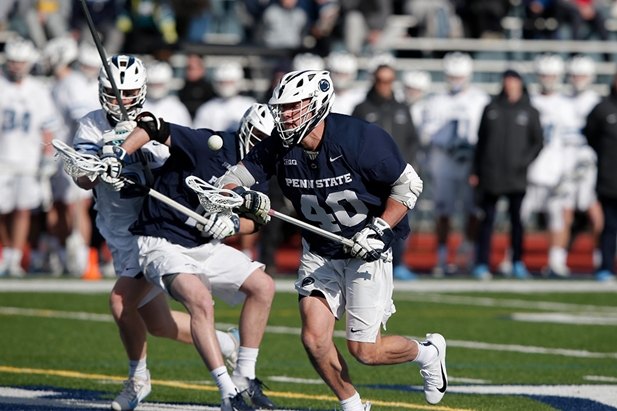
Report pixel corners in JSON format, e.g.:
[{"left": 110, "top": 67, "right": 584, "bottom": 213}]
[
  {"left": 216, "top": 165, "right": 257, "bottom": 189},
  {"left": 390, "top": 164, "right": 423, "bottom": 209},
  {"left": 135, "top": 111, "right": 170, "bottom": 144}
]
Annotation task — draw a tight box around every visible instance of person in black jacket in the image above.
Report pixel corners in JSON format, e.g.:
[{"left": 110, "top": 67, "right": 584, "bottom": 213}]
[
  {"left": 583, "top": 76, "right": 617, "bottom": 282},
  {"left": 470, "top": 69, "right": 543, "bottom": 280},
  {"left": 352, "top": 62, "right": 420, "bottom": 280}
]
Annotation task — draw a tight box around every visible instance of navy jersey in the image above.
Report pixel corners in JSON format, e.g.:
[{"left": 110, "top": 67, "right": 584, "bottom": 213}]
[
  {"left": 130, "top": 124, "right": 267, "bottom": 248},
  {"left": 242, "top": 113, "right": 410, "bottom": 259}
]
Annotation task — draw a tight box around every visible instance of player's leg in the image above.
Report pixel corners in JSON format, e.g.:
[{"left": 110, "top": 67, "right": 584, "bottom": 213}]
[
  {"left": 432, "top": 174, "right": 455, "bottom": 277},
  {"left": 473, "top": 192, "right": 497, "bottom": 280},
  {"left": 508, "top": 192, "right": 529, "bottom": 278},
  {"left": 547, "top": 196, "right": 570, "bottom": 277},
  {"left": 343, "top": 257, "right": 447, "bottom": 405},
  {"left": 7, "top": 208, "right": 30, "bottom": 276},
  {"left": 586, "top": 201, "right": 604, "bottom": 269}
]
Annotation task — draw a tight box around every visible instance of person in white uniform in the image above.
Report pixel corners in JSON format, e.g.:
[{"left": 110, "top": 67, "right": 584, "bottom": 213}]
[
  {"left": 523, "top": 54, "right": 580, "bottom": 277},
  {"left": 142, "top": 60, "right": 193, "bottom": 127},
  {"left": 327, "top": 50, "right": 367, "bottom": 116},
  {"left": 193, "top": 61, "right": 256, "bottom": 133},
  {"left": 73, "top": 55, "right": 239, "bottom": 411},
  {"left": 0, "top": 36, "right": 59, "bottom": 277},
  {"left": 422, "top": 52, "right": 490, "bottom": 277},
  {"left": 402, "top": 68, "right": 432, "bottom": 141}
]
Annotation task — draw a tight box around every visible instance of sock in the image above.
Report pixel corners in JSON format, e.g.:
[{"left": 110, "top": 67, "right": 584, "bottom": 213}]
[
  {"left": 412, "top": 340, "right": 438, "bottom": 368},
  {"left": 2, "top": 247, "right": 14, "bottom": 266},
  {"left": 9, "top": 248, "right": 23, "bottom": 270},
  {"left": 232, "top": 347, "right": 258, "bottom": 380},
  {"left": 340, "top": 392, "right": 363, "bottom": 411},
  {"left": 593, "top": 248, "right": 602, "bottom": 269},
  {"left": 211, "top": 366, "right": 237, "bottom": 399},
  {"left": 549, "top": 246, "right": 567, "bottom": 268},
  {"left": 437, "top": 244, "right": 447, "bottom": 267},
  {"left": 216, "top": 329, "right": 236, "bottom": 357},
  {"left": 129, "top": 356, "right": 148, "bottom": 380}
]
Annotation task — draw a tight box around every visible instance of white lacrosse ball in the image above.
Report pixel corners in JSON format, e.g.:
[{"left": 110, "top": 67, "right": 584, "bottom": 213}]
[{"left": 208, "top": 135, "right": 223, "bottom": 151}]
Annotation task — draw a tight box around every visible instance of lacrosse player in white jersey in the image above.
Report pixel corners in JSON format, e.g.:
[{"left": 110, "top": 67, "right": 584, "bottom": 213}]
[
  {"left": 558, "top": 55, "right": 604, "bottom": 273},
  {"left": 524, "top": 54, "right": 581, "bottom": 277},
  {"left": 41, "top": 36, "right": 101, "bottom": 276},
  {"left": 142, "top": 60, "right": 193, "bottom": 127},
  {"left": 421, "top": 52, "right": 490, "bottom": 277},
  {"left": 402, "top": 69, "right": 432, "bottom": 142},
  {"left": 327, "top": 51, "right": 367, "bottom": 115},
  {"left": 72, "top": 55, "right": 239, "bottom": 411},
  {"left": 0, "top": 36, "right": 59, "bottom": 277},
  {"left": 193, "top": 61, "right": 256, "bottom": 132}
]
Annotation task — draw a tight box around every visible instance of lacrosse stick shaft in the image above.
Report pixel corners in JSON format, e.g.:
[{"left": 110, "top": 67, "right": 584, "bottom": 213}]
[
  {"left": 267, "top": 209, "right": 392, "bottom": 263},
  {"left": 121, "top": 178, "right": 210, "bottom": 226}
]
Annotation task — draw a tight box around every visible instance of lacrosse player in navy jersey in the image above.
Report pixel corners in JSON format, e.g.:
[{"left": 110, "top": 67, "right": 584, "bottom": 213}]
[
  {"left": 219, "top": 70, "right": 448, "bottom": 408},
  {"left": 103, "top": 103, "right": 277, "bottom": 411}
]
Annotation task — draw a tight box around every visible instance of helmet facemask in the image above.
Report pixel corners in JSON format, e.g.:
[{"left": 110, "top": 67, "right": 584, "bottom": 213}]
[
  {"left": 98, "top": 55, "right": 147, "bottom": 122},
  {"left": 238, "top": 103, "right": 274, "bottom": 158}
]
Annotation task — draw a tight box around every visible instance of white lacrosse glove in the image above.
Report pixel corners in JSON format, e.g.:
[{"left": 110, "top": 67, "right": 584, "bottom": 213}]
[
  {"left": 39, "top": 154, "right": 58, "bottom": 178},
  {"left": 99, "top": 145, "right": 127, "bottom": 191},
  {"left": 200, "top": 212, "right": 240, "bottom": 240},
  {"left": 232, "top": 186, "right": 271, "bottom": 225},
  {"left": 345, "top": 217, "right": 394, "bottom": 262},
  {"left": 114, "top": 120, "right": 136, "bottom": 138}
]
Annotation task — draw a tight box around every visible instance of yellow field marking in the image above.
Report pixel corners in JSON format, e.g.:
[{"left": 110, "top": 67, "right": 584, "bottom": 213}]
[{"left": 0, "top": 366, "right": 472, "bottom": 411}]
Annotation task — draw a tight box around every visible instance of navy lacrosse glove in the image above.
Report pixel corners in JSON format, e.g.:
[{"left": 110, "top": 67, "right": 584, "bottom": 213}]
[
  {"left": 232, "top": 186, "right": 271, "bottom": 225},
  {"left": 99, "top": 145, "right": 128, "bottom": 191}
]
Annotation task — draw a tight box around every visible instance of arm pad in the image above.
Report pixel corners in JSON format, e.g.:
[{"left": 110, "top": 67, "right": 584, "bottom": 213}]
[
  {"left": 390, "top": 163, "right": 423, "bottom": 209},
  {"left": 216, "top": 164, "right": 257, "bottom": 189},
  {"left": 135, "top": 111, "right": 170, "bottom": 144}
]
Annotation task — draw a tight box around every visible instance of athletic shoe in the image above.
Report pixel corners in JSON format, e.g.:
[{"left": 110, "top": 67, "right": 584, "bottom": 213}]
[
  {"left": 512, "top": 261, "right": 530, "bottom": 280},
  {"left": 7, "top": 265, "right": 26, "bottom": 278},
  {"left": 221, "top": 391, "right": 255, "bottom": 411},
  {"left": 363, "top": 401, "right": 372, "bottom": 411},
  {"left": 393, "top": 265, "right": 418, "bottom": 281},
  {"left": 595, "top": 270, "right": 616, "bottom": 282},
  {"left": 225, "top": 327, "right": 240, "bottom": 370},
  {"left": 471, "top": 264, "right": 492, "bottom": 281},
  {"left": 111, "top": 371, "right": 152, "bottom": 411},
  {"left": 420, "top": 333, "right": 448, "bottom": 405},
  {"left": 549, "top": 261, "right": 570, "bottom": 278},
  {"left": 232, "top": 375, "right": 276, "bottom": 409}
]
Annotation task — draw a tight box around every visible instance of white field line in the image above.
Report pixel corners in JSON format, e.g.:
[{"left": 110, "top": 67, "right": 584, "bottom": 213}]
[
  {"left": 395, "top": 293, "right": 617, "bottom": 314},
  {"left": 268, "top": 376, "right": 324, "bottom": 384},
  {"left": 2, "top": 307, "right": 617, "bottom": 359},
  {"left": 510, "top": 312, "right": 617, "bottom": 325},
  {"left": 584, "top": 375, "right": 617, "bottom": 382}
]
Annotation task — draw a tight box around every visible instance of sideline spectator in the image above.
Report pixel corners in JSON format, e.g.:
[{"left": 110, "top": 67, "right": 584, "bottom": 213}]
[
  {"left": 403, "top": 0, "right": 463, "bottom": 39},
  {"left": 261, "top": 0, "right": 308, "bottom": 49},
  {"left": 522, "top": 0, "right": 562, "bottom": 40},
  {"left": 470, "top": 69, "right": 543, "bottom": 280},
  {"left": 70, "top": 0, "right": 124, "bottom": 55},
  {"left": 194, "top": 61, "right": 256, "bottom": 133},
  {"left": 421, "top": 52, "right": 490, "bottom": 278},
  {"left": 402, "top": 68, "right": 432, "bottom": 138},
  {"left": 583, "top": 72, "right": 617, "bottom": 282},
  {"left": 339, "top": 0, "right": 392, "bottom": 55},
  {"left": 328, "top": 50, "right": 366, "bottom": 115},
  {"left": 24, "top": 0, "right": 70, "bottom": 49},
  {"left": 460, "top": 0, "right": 510, "bottom": 39},
  {"left": 352, "top": 61, "right": 419, "bottom": 280},
  {"left": 117, "top": 0, "right": 178, "bottom": 56},
  {"left": 178, "top": 54, "right": 216, "bottom": 120}
]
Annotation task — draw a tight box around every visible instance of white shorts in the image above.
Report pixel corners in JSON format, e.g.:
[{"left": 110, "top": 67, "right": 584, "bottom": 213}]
[
  {"left": 136, "top": 236, "right": 264, "bottom": 306},
  {"left": 562, "top": 167, "right": 598, "bottom": 211},
  {"left": 0, "top": 174, "right": 42, "bottom": 213},
  {"left": 521, "top": 185, "right": 566, "bottom": 231},
  {"left": 295, "top": 239, "right": 396, "bottom": 343}
]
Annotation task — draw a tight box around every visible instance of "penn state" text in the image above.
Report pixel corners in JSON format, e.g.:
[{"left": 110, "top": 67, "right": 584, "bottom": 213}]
[{"left": 285, "top": 173, "right": 352, "bottom": 188}]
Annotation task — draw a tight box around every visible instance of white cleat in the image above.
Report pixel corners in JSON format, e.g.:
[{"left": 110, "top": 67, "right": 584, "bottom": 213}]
[
  {"left": 420, "top": 333, "right": 448, "bottom": 405},
  {"left": 363, "top": 401, "right": 372, "bottom": 411},
  {"left": 225, "top": 327, "right": 240, "bottom": 371},
  {"left": 111, "top": 370, "right": 152, "bottom": 410}
]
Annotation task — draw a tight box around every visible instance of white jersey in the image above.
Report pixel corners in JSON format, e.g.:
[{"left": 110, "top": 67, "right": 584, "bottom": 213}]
[
  {"left": 332, "top": 87, "right": 368, "bottom": 115},
  {"left": 0, "top": 74, "right": 59, "bottom": 174},
  {"left": 51, "top": 70, "right": 101, "bottom": 144},
  {"left": 193, "top": 95, "right": 256, "bottom": 133},
  {"left": 422, "top": 87, "right": 490, "bottom": 147},
  {"left": 567, "top": 89, "right": 601, "bottom": 132},
  {"left": 73, "top": 109, "right": 170, "bottom": 232},
  {"left": 528, "top": 92, "right": 580, "bottom": 186},
  {"left": 410, "top": 97, "right": 430, "bottom": 145},
  {"left": 143, "top": 95, "right": 193, "bottom": 127}
]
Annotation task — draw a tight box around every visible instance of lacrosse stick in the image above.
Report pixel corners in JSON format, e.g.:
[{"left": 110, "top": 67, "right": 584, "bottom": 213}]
[
  {"left": 52, "top": 139, "right": 211, "bottom": 226},
  {"left": 185, "top": 176, "right": 392, "bottom": 262}
]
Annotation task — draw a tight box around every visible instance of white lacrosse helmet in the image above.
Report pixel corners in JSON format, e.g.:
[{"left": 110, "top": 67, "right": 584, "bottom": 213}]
[
  {"left": 443, "top": 52, "right": 472, "bottom": 92},
  {"left": 213, "top": 61, "right": 243, "bottom": 99},
  {"left": 292, "top": 53, "right": 325, "bottom": 71},
  {"left": 402, "top": 69, "right": 432, "bottom": 104},
  {"left": 366, "top": 52, "right": 396, "bottom": 75},
  {"left": 43, "top": 36, "right": 78, "bottom": 74},
  {"left": 327, "top": 50, "right": 358, "bottom": 90},
  {"left": 98, "top": 55, "right": 147, "bottom": 122},
  {"left": 146, "top": 60, "right": 173, "bottom": 101},
  {"left": 238, "top": 103, "right": 275, "bottom": 159},
  {"left": 4, "top": 36, "right": 39, "bottom": 81},
  {"left": 77, "top": 42, "right": 102, "bottom": 79},
  {"left": 567, "top": 55, "right": 595, "bottom": 92},
  {"left": 268, "top": 70, "right": 335, "bottom": 148},
  {"left": 534, "top": 53, "right": 564, "bottom": 92}
]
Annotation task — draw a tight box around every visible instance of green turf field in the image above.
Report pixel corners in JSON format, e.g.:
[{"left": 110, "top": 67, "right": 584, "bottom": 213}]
[{"left": 0, "top": 279, "right": 616, "bottom": 411}]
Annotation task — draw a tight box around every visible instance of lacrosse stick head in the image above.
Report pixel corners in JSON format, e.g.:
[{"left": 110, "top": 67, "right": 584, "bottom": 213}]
[
  {"left": 185, "top": 175, "right": 243, "bottom": 215},
  {"left": 51, "top": 139, "right": 107, "bottom": 181}
]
